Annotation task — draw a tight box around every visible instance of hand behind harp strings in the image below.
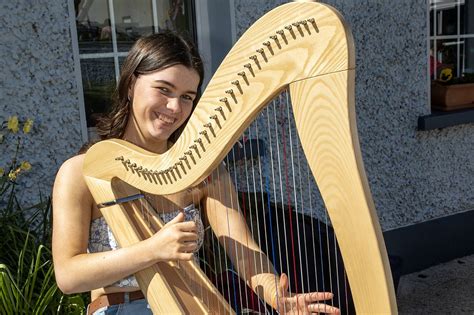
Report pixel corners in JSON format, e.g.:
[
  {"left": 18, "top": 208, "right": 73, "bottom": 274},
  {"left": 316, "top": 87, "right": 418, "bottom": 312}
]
[{"left": 273, "top": 273, "right": 340, "bottom": 314}]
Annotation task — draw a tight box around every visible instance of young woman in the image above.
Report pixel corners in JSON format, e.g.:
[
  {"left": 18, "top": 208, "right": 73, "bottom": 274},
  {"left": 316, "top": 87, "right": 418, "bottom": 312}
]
[{"left": 52, "top": 32, "right": 340, "bottom": 315}]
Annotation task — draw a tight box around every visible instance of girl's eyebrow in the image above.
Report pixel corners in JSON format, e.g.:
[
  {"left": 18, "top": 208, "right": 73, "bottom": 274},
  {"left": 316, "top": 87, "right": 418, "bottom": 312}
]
[{"left": 154, "top": 80, "right": 197, "bottom": 95}]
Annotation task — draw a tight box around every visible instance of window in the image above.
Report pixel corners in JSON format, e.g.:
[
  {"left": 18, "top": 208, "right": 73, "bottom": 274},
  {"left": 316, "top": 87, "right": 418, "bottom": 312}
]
[
  {"left": 420, "top": 0, "right": 474, "bottom": 129},
  {"left": 430, "top": 0, "right": 474, "bottom": 81},
  {"left": 71, "top": 0, "right": 196, "bottom": 138}
]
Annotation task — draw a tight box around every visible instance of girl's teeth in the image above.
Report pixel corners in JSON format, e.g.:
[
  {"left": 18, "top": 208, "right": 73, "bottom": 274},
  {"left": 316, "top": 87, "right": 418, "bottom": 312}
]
[{"left": 158, "top": 113, "right": 174, "bottom": 124}]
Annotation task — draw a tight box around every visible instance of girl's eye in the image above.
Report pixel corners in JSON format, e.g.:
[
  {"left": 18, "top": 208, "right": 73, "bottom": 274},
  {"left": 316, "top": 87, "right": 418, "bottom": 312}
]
[
  {"left": 157, "top": 87, "right": 169, "bottom": 93},
  {"left": 181, "top": 95, "right": 194, "bottom": 102}
]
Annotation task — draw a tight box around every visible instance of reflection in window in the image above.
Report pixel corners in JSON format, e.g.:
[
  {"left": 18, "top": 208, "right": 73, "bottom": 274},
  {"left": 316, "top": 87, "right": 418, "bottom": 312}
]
[
  {"left": 74, "top": 0, "right": 195, "bottom": 129},
  {"left": 430, "top": 0, "right": 474, "bottom": 80}
]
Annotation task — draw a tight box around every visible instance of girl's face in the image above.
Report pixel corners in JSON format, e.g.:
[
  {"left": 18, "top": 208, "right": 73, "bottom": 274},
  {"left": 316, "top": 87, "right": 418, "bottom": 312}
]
[{"left": 124, "top": 64, "right": 200, "bottom": 152}]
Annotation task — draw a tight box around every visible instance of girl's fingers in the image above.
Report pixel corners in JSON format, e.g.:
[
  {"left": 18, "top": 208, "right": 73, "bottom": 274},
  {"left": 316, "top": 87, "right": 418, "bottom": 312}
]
[
  {"left": 181, "top": 232, "right": 198, "bottom": 241},
  {"left": 180, "top": 242, "right": 198, "bottom": 252},
  {"left": 178, "top": 252, "right": 194, "bottom": 261},
  {"left": 308, "top": 303, "right": 340, "bottom": 314},
  {"left": 177, "top": 221, "right": 197, "bottom": 231},
  {"left": 302, "top": 291, "right": 334, "bottom": 302}
]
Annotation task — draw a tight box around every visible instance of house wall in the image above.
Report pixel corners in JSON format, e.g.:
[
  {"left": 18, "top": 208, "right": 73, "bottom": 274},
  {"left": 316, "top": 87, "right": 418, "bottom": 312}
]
[{"left": 1, "top": 0, "right": 472, "bottom": 232}]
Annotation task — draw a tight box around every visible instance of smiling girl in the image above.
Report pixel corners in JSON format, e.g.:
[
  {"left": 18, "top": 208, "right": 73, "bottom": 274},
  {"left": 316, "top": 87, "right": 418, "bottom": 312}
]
[{"left": 52, "top": 32, "right": 339, "bottom": 315}]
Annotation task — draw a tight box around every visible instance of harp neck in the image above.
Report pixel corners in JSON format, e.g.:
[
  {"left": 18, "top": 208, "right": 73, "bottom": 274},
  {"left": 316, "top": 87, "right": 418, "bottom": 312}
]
[{"left": 83, "top": 2, "right": 354, "bottom": 195}]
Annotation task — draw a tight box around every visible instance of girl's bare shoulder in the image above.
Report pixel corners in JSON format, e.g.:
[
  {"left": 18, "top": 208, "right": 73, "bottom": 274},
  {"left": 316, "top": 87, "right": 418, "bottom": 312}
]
[
  {"left": 53, "top": 154, "right": 92, "bottom": 204},
  {"left": 55, "top": 154, "right": 86, "bottom": 180}
]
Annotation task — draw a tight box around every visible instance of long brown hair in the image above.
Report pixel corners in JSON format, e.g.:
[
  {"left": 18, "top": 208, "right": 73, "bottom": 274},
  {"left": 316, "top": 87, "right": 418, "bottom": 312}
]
[{"left": 96, "top": 31, "right": 204, "bottom": 141}]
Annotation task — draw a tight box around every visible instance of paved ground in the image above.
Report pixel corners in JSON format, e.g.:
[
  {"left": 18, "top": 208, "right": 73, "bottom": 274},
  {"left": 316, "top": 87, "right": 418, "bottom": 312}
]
[{"left": 397, "top": 254, "right": 474, "bottom": 314}]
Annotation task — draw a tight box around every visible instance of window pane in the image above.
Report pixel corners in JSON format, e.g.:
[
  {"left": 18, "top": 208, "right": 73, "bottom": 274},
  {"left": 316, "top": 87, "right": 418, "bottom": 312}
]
[
  {"left": 465, "top": 37, "right": 474, "bottom": 73},
  {"left": 156, "top": 0, "right": 195, "bottom": 35},
  {"left": 436, "top": 4, "right": 458, "bottom": 36},
  {"left": 114, "top": 0, "right": 154, "bottom": 52},
  {"left": 81, "top": 58, "right": 115, "bottom": 126},
  {"left": 461, "top": 0, "right": 474, "bottom": 35},
  {"left": 432, "top": 39, "right": 461, "bottom": 79},
  {"left": 76, "top": 0, "right": 113, "bottom": 54},
  {"left": 113, "top": 0, "right": 196, "bottom": 52}
]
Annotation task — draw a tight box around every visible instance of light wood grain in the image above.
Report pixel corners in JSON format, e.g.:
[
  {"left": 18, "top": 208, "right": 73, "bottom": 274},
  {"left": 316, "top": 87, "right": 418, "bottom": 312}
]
[
  {"left": 290, "top": 70, "right": 397, "bottom": 313},
  {"left": 83, "top": 1, "right": 398, "bottom": 314}
]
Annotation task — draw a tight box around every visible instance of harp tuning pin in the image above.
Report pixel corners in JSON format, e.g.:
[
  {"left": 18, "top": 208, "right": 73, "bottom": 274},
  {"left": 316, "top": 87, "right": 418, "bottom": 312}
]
[
  {"left": 184, "top": 150, "right": 192, "bottom": 155},
  {"left": 237, "top": 71, "right": 246, "bottom": 78},
  {"left": 124, "top": 159, "right": 131, "bottom": 164},
  {"left": 231, "top": 80, "right": 239, "bottom": 86},
  {"left": 256, "top": 48, "right": 264, "bottom": 54},
  {"left": 262, "top": 41, "right": 271, "bottom": 47},
  {"left": 136, "top": 166, "right": 143, "bottom": 171},
  {"left": 115, "top": 156, "right": 124, "bottom": 161},
  {"left": 215, "top": 106, "right": 223, "bottom": 112},
  {"left": 189, "top": 144, "right": 197, "bottom": 150},
  {"left": 249, "top": 55, "right": 258, "bottom": 61},
  {"left": 307, "top": 18, "right": 315, "bottom": 23},
  {"left": 284, "top": 25, "right": 292, "bottom": 31},
  {"left": 270, "top": 35, "right": 277, "bottom": 40},
  {"left": 276, "top": 30, "right": 284, "bottom": 35},
  {"left": 131, "top": 163, "right": 137, "bottom": 168},
  {"left": 173, "top": 165, "right": 178, "bottom": 170},
  {"left": 209, "top": 115, "right": 218, "bottom": 120},
  {"left": 177, "top": 161, "right": 183, "bottom": 166},
  {"left": 204, "top": 123, "right": 212, "bottom": 128},
  {"left": 244, "top": 63, "right": 252, "bottom": 69},
  {"left": 194, "top": 138, "right": 202, "bottom": 143},
  {"left": 301, "top": 20, "right": 308, "bottom": 25},
  {"left": 199, "top": 130, "right": 208, "bottom": 135},
  {"left": 225, "top": 89, "right": 234, "bottom": 95},
  {"left": 219, "top": 97, "right": 228, "bottom": 103},
  {"left": 179, "top": 156, "right": 187, "bottom": 161}
]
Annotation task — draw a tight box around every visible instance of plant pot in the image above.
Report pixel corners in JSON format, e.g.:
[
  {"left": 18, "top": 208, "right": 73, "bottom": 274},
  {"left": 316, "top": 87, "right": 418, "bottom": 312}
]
[{"left": 431, "top": 82, "right": 474, "bottom": 111}]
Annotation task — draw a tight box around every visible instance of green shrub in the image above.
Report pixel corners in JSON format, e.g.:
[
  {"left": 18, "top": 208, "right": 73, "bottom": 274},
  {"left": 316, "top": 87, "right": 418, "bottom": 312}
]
[{"left": 0, "top": 115, "right": 87, "bottom": 314}]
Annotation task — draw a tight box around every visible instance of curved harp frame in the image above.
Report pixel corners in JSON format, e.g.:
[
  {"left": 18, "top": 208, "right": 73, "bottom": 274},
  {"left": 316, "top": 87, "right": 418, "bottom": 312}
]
[{"left": 83, "top": 1, "right": 398, "bottom": 314}]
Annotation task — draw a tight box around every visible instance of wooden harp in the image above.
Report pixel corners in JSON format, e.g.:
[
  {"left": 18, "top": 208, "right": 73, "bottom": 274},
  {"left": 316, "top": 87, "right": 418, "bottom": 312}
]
[{"left": 83, "top": 1, "right": 398, "bottom": 314}]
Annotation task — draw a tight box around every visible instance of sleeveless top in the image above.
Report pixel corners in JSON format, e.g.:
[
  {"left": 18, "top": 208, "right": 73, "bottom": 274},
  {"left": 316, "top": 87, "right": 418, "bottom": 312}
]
[{"left": 88, "top": 204, "right": 205, "bottom": 288}]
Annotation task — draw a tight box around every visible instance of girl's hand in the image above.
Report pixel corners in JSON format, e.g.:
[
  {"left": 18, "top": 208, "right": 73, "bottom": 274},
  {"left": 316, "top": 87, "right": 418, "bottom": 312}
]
[
  {"left": 273, "top": 273, "right": 340, "bottom": 314},
  {"left": 148, "top": 211, "right": 198, "bottom": 261}
]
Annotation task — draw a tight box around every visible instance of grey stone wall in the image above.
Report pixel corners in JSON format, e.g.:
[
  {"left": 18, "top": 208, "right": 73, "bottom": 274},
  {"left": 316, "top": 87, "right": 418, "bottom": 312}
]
[
  {"left": 0, "top": 0, "right": 82, "bottom": 206},
  {"left": 231, "top": 0, "right": 474, "bottom": 230}
]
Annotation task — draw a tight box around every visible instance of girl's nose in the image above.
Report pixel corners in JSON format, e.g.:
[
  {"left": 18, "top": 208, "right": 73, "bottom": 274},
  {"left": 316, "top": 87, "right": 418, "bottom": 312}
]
[{"left": 167, "top": 97, "right": 182, "bottom": 113}]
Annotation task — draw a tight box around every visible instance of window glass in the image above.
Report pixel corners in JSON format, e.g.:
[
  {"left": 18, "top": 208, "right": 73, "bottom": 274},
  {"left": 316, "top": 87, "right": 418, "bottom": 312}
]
[
  {"left": 76, "top": 0, "right": 113, "bottom": 54},
  {"left": 81, "top": 58, "right": 115, "bottom": 126},
  {"left": 430, "top": 0, "right": 474, "bottom": 79}
]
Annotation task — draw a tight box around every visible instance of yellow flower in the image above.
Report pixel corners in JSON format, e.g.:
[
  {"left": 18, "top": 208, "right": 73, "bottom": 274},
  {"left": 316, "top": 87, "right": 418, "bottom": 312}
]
[
  {"left": 23, "top": 119, "right": 34, "bottom": 134},
  {"left": 8, "top": 169, "right": 19, "bottom": 181},
  {"left": 0, "top": 167, "right": 4, "bottom": 177},
  {"left": 7, "top": 116, "right": 19, "bottom": 133},
  {"left": 439, "top": 68, "right": 453, "bottom": 82},
  {"left": 20, "top": 161, "right": 32, "bottom": 171}
]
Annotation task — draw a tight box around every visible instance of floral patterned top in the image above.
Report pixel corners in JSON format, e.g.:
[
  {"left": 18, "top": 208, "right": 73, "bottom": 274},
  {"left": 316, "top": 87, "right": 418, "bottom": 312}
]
[{"left": 88, "top": 204, "right": 204, "bottom": 288}]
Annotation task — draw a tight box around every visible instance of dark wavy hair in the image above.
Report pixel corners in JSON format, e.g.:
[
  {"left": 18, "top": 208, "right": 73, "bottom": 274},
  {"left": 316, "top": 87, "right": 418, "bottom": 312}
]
[{"left": 96, "top": 31, "right": 204, "bottom": 141}]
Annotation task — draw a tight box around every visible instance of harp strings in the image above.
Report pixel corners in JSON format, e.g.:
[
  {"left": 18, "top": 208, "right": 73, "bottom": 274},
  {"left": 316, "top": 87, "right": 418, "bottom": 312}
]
[{"left": 134, "top": 87, "right": 351, "bottom": 313}]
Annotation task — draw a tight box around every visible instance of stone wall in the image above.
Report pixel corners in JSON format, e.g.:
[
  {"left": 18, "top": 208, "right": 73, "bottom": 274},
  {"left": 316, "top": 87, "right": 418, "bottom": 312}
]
[{"left": 0, "top": 0, "right": 82, "bottom": 205}]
